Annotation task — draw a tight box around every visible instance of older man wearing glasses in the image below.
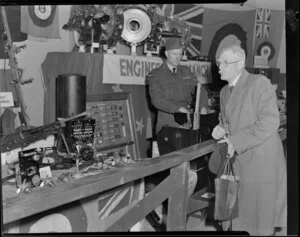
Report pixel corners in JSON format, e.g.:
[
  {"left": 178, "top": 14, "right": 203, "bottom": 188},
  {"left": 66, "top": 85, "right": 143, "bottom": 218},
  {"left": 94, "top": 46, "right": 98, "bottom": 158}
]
[{"left": 210, "top": 45, "right": 287, "bottom": 235}]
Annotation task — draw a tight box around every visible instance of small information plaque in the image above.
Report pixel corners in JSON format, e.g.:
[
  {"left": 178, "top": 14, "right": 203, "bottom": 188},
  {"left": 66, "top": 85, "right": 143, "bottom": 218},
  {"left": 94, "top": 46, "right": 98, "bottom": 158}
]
[
  {"left": 0, "top": 92, "right": 14, "bottom": 107},
  {"left": 254, "top": 55, "right": 269, "bottom": 68}
]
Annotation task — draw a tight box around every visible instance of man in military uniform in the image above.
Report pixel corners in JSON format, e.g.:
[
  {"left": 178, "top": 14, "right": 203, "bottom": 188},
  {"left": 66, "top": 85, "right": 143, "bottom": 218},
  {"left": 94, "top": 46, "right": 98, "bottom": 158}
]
[
  {"left": 147, "top": 38, "right": 197, "bottom": 136},
  {"left": 145, "top": 37, "right": 207, "bottom": 231},
  {"left": 146, "top": 36, "right": 200, "bottom": 187}
]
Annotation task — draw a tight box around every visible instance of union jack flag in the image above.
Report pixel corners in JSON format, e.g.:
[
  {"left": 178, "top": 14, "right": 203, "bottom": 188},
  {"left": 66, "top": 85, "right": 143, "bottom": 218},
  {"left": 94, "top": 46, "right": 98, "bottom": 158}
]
[
  {"left": 96, "top": 179, "right": 145, "bottom": 231},
  {"left": 139, "top": 4, "right": 204, "bottom": 57},
  {"left": 255, "top": 8, "right": 271, "bottom": 38}
]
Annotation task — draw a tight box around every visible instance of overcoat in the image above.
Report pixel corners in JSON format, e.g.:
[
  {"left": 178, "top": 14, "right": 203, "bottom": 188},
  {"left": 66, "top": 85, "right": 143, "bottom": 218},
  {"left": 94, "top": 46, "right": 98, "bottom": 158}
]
[{"left": 216, "top": 69, "right": 287, "bottom": 235}]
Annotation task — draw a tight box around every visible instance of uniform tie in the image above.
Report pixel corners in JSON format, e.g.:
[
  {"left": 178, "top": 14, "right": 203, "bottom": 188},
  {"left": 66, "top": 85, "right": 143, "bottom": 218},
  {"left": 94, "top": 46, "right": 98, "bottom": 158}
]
[
  {"left": 229, "top": 86, "right": 234, "bottom": 93},
  {"left": 172, "top": 67, "right": 176, "bottom": 75}
]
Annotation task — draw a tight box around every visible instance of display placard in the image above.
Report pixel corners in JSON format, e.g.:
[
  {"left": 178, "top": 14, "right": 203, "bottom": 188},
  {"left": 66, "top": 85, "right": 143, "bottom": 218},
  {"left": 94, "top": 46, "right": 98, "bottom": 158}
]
[{"left": 0, "top": 92, "right": 14, "bottom": 107}]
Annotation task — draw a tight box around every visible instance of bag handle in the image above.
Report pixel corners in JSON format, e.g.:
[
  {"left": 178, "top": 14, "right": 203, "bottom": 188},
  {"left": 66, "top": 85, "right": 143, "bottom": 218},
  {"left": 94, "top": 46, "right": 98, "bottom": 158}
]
[
  {"left": 223, "top": 158, "right": 235, "bottom": 176},
  {"left": 217, "top": 143, "right": 237, "bottom": 177},
  {"left": 223, "top": 158, "right": 230, "bottom": 175},
  {"left": 220, "top": 143, "right": 235, "bottom": 176}
]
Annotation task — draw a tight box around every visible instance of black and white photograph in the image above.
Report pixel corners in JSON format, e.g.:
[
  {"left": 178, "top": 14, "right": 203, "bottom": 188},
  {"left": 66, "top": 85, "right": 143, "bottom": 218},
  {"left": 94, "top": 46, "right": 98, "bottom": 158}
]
[{"left": 0, "top": 1, "right": 297, "bottom": 236}]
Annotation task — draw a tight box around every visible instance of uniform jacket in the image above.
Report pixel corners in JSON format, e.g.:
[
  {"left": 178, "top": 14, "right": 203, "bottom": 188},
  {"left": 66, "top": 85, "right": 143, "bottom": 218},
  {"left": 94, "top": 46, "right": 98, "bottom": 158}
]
[
  {"left": 216, "top": 69, "right": 287, "bottom": 235},
  {"left": 147, "top": 61, "right": 198, "bottom": 134}
]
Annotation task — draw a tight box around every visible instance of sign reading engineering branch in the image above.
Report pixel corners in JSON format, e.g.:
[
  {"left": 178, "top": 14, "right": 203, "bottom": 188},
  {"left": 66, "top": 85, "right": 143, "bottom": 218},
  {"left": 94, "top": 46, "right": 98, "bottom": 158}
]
[{"left": 103, "top": 54, "right": 211, "bottom": 85}]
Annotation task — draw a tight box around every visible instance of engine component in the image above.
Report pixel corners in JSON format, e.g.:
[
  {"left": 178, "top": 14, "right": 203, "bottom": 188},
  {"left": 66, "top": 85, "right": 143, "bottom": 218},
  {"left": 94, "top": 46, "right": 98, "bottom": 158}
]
[{"left": 121, "top": 8, "right": 152, "bottom": 45}]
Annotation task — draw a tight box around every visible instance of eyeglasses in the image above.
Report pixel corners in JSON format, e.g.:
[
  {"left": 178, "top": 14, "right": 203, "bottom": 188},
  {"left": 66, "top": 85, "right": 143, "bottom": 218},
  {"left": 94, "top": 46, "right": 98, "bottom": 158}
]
[{"left": 216, "top": 60, "right": 240, "bottom": 68}]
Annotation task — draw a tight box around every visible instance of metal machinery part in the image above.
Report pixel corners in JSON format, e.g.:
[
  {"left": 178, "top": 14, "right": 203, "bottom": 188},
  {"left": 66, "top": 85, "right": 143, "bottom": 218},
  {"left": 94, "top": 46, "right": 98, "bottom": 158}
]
[
  {"left": 121, "top": 8, "right": 152, "bottom": 45},
  {"left": 160, "top": 15, "right": 191, "bottom": 49},
  {"left": 55, "top": 74, "right": 86, "bottom": 120},
  {"left": 79, "top": 145, "right": 96, "bottom": 161},
  {"left": 93, "top": 5, "right": 116, "bottom": 41},
  {"left": 72, "top": 5, "right": 115, "bottom": 48}
]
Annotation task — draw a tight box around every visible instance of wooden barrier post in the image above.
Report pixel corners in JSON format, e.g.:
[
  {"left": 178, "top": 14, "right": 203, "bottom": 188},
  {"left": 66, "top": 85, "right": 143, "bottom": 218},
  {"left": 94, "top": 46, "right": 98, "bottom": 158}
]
[{"left": 167, "top": 162, "right": 189, "bottom": 231}]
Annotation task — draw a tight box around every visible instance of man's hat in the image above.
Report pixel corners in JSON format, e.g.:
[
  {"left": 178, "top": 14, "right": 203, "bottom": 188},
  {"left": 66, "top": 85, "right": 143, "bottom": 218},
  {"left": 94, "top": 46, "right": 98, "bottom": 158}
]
[{"left": 165, "top": 38, "right": 182, "bottom": 50}]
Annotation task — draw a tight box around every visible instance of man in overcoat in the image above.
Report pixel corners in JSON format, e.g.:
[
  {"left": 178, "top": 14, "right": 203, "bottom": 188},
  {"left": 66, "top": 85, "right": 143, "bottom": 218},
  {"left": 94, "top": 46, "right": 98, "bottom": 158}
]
[{"left": 210, "top": 45, "right": 287, "bottom": 235}]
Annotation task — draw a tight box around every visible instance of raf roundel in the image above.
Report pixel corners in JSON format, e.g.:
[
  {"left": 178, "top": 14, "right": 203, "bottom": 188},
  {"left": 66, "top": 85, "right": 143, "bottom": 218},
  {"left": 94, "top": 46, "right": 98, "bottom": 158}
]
[
  {"left": 28, "top": 5, "right": 56, "bottom": 27},
  {"left": 257, "top": 41, "right": 275, "bottom": 61}
]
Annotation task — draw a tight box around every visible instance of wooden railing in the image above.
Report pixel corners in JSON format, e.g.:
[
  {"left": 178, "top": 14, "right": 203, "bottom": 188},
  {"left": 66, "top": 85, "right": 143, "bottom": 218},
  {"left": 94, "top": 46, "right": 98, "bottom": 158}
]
[
  {"left": 2, "top": 125, "right": 286, "bottom": 231},
  {"left": 2, "top": 139, "right": 216, "bottom": 228},
  {"left": 105, "top": 139, "right": 218, "bottom": 231},
  {"left": 105, "top": 123, "right": 287, "bottom": 231}
]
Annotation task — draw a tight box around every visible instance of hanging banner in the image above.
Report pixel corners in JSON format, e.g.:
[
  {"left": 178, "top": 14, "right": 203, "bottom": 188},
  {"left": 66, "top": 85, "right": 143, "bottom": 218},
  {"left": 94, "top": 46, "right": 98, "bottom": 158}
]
[
  {"left": 201, "top": 8, "right": 256, "bottom": 67},
  {"left": 103, "top": 54, "right": 211, "bottom": 85},
  {"left": 20, "top": 5, "right": 61, "bottom": 39},
  {"left": 253, "top": 9, "right": 285, "bottom": 68}
]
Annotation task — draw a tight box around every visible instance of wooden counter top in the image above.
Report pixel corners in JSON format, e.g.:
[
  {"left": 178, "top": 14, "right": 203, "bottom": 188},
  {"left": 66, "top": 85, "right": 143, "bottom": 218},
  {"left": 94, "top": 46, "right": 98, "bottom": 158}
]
[
  {"left": 2, "top": 140, "right": 216, "bottom": 225},
  {"left": 2, "top": 120, "right": 286, "bottom": 226}
]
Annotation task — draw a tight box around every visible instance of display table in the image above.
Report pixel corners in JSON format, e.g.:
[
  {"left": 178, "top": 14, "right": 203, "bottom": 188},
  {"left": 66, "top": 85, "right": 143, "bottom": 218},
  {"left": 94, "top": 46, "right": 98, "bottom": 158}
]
[
  {"left": 3, "top": 140, "right": 217, "bottom": 233},
  {"left": 2, "top": 52, "right": 214, "bottom": 233},
  {"left": 2, "top": 126, "right": 286, "bottom": 232},
  {"left": 2, "top": 163, "right": 144, "bottom": 232},
  {"left": 3, "top": 52, "right": 286, "bottom": 233}
]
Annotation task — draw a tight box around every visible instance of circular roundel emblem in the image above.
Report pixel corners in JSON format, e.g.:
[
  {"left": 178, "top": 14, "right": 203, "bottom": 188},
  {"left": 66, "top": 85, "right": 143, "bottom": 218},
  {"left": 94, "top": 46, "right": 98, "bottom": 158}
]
[
  {"left": 28, "top": 213, "right": 72, "bottom": 232},
  {"left": 257, "top": 41, "right": 275, "bottom": 61},
  {"left": 19, "top": 201, "right": 88, "bottom": 233},
  {"left": 28, "top": 5, "right": 56, "bottom": 27},
  {"left": 208, "top": 23, "right": 248, "bottom": 62}
]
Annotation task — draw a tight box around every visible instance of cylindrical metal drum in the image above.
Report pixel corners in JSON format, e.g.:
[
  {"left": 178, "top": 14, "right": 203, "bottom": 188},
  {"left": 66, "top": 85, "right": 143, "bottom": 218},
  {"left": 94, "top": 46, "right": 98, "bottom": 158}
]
[{"left": 56, "top": 73, "right": 86, "bottom": 119}]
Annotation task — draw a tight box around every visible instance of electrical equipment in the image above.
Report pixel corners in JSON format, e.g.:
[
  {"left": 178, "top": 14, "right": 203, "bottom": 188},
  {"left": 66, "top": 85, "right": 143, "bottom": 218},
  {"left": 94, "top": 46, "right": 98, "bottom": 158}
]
[
  {"left": 86, "top": 92, "right": 140, "bottom": 161},
  {"left": 89, "top": 103, "right": 127, "bottom": 147},
  {"left": 59, "top": 117, "right": 96, "bottom": 154},
  {"left": 17, "top": 148, "right": 41, "bottom": 188}
]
